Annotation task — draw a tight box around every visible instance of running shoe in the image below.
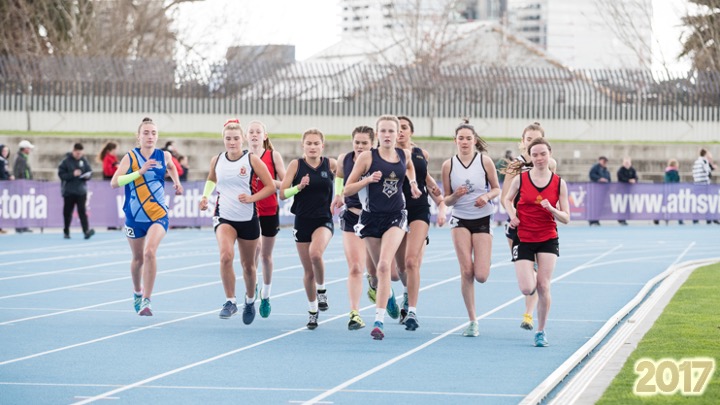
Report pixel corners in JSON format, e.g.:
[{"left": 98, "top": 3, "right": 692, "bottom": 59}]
[
  {"left": 259, "top": 297, "right": 271, "bottom": 318},
  {"left": 84, "top": 229, "right": 95, "bottom": 240},
  {"left": 307, "top": 311, "right": 319, "bottom": 330},
  {"left": 133, "top": 293, "right": 142, "bottom": 313},
  {"left": 138, "top": 298, "right": 153, "bottom": 316},
  {"left": 386, "top": 289, "right": 400, "bottom": 320},
  {"left": 219, "top": 300, "right": 237, "bottom": 319},
  {"left": 242, "top": 301, "right": 256, "bottom": 325},
  {"left": 370, "top": 321, "right": 384, "bottom": 340},
  {"left": 399, "top": 292, "right": 409, "bottom": 323},
  {"left": 462, "top": 321, "right": 479, "bottom": 337},
  {"left": 535, "top": 331, "right": 549, "bottom": 347},
  {"left": 366, "top": 274, "right": 377, "bottom": 303},
  {"left": 521, "top": 313, "right": 534, "bottom": 330},
  {"left": 317, "top": 290, "right": 329, "bottom": 311},
  {"left": 348, "top": 310, "right": 365, "bottom": 330},
  {"left": 403, "top": 311, "right": 419, "bottom": 331}
]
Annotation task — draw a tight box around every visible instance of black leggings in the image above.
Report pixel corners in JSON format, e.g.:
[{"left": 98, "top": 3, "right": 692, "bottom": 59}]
[{"left": 63, "top": 194, "right": 89, "bottom": 234}]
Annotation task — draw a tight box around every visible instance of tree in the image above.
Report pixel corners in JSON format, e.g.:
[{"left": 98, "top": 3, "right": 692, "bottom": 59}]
[
  {"left": 680, "top": 0, "right": 720, "bottom": 71},
  {"left": 0, "top": 0, "right": 201, "bottom": 58},
  {"left": 592, "top": 0, "right": 655, "bottom": 70}
]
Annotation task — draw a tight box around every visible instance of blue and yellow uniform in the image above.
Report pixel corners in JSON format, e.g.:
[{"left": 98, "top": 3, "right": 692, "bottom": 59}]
[{"left": 123, "top": 148, "right": 169, "bottom": 238}]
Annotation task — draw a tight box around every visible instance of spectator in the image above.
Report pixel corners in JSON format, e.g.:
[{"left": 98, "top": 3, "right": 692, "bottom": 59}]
[
  {"left": 496, "top": 149, "right": 513, "bottom": 183},
  {"left": 692, "top": 148, "right": 719, "bottom": 224},
  {"left": 588, "top": 156, "right": 610, "bottom": 226},
  {"left": 178, "top": 155, "right": 189, "bottom": 181},
  {"left": 13, "top": 140, "right": 34, "bottom": 233},
  {"left": 58, "top": 143, "right": 95, "bottom": 239},
  {"left": 656, "top": 159, "right": 682, "bottom": 225},
  {"left": 0, "top": 144, "right": 12, "bottom": 234},
  {"left": 0, "top": 144, "right": 13, "bottom": 181},
  {"left": 616, "top": 156, "right": 638, "bottom": 225},
  {"left": 98, "top": 141, "right": 119, "bottom": 180},
  {"left": 162, "top": 140, "right": 184, "bottom": 180}
]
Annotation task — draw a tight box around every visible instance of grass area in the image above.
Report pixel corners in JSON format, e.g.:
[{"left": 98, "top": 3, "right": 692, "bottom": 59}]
[
  {"left": 597, "top": 263, "right": 720, "bottom": 404},
  {"left": 2, "top": 130, "right": 718, "bottom": 145}
]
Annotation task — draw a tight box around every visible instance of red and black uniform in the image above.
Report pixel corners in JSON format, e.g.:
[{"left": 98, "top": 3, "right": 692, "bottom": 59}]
[
  {"left": 512, "top": 171, "right": 561, "bottom": 261},
  {"left": 252, "top": 150, "right": 280, "bottom": 237}
]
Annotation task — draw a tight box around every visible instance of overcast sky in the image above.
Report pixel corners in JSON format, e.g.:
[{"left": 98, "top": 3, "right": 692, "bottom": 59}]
[{"left": 175, "top": 0, "right": 691, "bottom": 70}]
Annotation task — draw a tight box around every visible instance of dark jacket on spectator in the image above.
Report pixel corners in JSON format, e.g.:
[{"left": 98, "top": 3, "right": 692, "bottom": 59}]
[
  {"left": 589, "top": 163, "right": 611, "bottom": 182},
  {"left": 58, "top": 152, "right": 92, "bottom": 197},
  {"left": 13, "top": 151, "right": 32, "bottom": 179},
  {"left": 617, "top": 166, "right": 638, "bottom": 183},
  {"left": 0, "top": 144, "right": 10, "bottom": 180}
]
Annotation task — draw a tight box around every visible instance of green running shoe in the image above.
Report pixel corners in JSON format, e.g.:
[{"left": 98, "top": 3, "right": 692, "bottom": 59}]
[{"left": 259, "top": 297, "right": 271, "bottom": 318}]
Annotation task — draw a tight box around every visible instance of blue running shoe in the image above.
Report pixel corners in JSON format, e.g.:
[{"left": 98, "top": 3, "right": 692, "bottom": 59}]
[
  {"left": 535, "top": 331, "right": 549, "bottom": 347},
  {"left": 138, "top": 298, "right": 153, "bottom": 316},
  {"left": 403, "top": 311, "right": 418, "bottom": 331},
  {"left": 219, "top": 300, "right": 237, "bottom": 319},
  {"left": 386, "top": 289, "right": 400, "bottom": 320},
  {"left": 259, "top": 297, "right": 271, "bottom": 318},
  {"left": 242, "top": 301, "right": 256, "bottom": 325},
  {"left": 371, "top": 321, "right": 384, "bottom": 340},
  {"left": 307, "top": 311, "right": 319, "bottom": 330},
  {"left": 133, "top": 293, "right": 142, "bottom": 313},
  {"left": 400, "top": 292, "right": 409, "bottom": 323}
]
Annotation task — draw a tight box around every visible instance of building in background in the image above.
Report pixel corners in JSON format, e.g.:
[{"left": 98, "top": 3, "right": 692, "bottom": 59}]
[{"left": 507, "top": 0, "right": 652, "bottom": 69}]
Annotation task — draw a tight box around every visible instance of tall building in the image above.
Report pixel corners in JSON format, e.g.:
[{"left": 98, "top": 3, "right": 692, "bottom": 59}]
[
  {"left": 507, "top": 0, "right": 652, "bottom": 69},
  {"left": 339, "top": 0, "right": 504, "bottom": 37}
]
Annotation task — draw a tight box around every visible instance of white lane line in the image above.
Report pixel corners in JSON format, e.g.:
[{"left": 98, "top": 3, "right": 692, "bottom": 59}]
[
  {"left": 65, "top": 257, "right": 470, "bottom": 405},
  {"left": 0, "top": 257, "right": 344, "bottom": 325},
  {"left": 0, "top": 381, "right": 524, "bottom": 397},
  {"left": 300, "top": 245, "right": 622, "bottom": 405},
  {"left": 0, "top": 277, "right": 349, "bottom": 366}
]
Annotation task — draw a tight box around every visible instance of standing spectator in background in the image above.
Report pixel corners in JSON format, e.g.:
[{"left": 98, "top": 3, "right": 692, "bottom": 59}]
[
  {"left": 588, "top": 156, "right": 610, "bottom": 226},
  {"left": 616, "top": 157, "right": 638, "bottom": 225},
  {"left": 496, "top": 150, "right": 513, "bottom": 183},
  {"left": 178, "top": 155, "right": 189, "bottom": 181},
  {"left": 98, "top": 141, "right": 119, "bottom": 180},
  {"left": 0, "top": 144, "right": 12, "bottom": 234},
  {"left": 58, "top": 143, "right": 95, "bottom": 240},
  {"left": 162, "top": 140, "right": 184, "bottom": 180},
  {"left": 13, "top": 140, "right": 34, "bottom": 233},
  {"left": 0, "top": 144, "right": 13, "bottom": 181},
  {"left": 655, "top": 159, "right": 683, "bottom": 225},
  {"left": 692, "top": 148, "right": 719, "bottom": 224}
]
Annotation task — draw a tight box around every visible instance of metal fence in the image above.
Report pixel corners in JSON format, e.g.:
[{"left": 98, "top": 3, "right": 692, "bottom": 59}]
[{"left": 1, "top": 56, "right": 718, "bottom": 121}]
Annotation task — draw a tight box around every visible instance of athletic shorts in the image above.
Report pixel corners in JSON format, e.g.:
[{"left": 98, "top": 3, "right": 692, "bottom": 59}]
[
  {"left": 293, "top": 216, "right": 334, "bottom": 243},
  {"left": 124, "top": 216, "right": 169, "bottom": 239},
  {"left": 406, "top": 205, "right": 431, "bottom": 225},
  {"left": 512, "top": 238, "right": 559, "bottom": 262},
  {"left": 504, "top": 220, "right": 517, "bottom": 240},
  {"left": 449, "top": 215, "right": 492, "bottom": 235},
  {"left": 214, "top": 216, "right": 260, "bottom": 240},
  {"left": 259, "top": 212, "right": 280, "bottom": 237},
  {"left": 354, "top": 210, "right": 407, "bottom": 239},
  {"left": 340, "top": 209, "right": 361, "bottom": 233}
]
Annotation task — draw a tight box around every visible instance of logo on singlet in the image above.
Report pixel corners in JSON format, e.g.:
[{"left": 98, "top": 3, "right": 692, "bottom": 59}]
[
  {"left": 464, "top": 179, "right": 475, "bottom": 193},
  {"left": 239, "top": 166, "right": 249, "bottom": 177},
  {"left": 383, "top": 171, "right": 399, "bottom": 198},
  {"left": 321, "top": 171, "right": 328, "bottom": 178}
]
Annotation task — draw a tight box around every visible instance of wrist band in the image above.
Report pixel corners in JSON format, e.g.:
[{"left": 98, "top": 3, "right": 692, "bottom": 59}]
[
  {"left": 334, "top": 177, "right": 344, "bottom": 196},
  {"left": 118, "top": 171, "right": 141, "bottom": 186},
  {"left": 284, "top": 185, "right": 300, "bottom": 199}
]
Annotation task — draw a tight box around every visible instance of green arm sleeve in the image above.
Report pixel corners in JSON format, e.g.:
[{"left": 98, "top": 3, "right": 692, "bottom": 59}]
[
  {"left": 203, "top": 180, "right": 216, "bottom": 198},
  {"left": 283, "top": 185, "right": 300, "bottom": 199},
  {"left": 117, "top": 171, "right": 141, "bottom": 187},
  {"left": 334, "top": 176, "right": 344, "bottom": 196}
]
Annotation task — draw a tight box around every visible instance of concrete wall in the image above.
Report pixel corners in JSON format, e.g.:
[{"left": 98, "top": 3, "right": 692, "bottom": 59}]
[
  {"left": 0, "top": 111, "right": 717, "bottom": 142},
  {"left": 1, "top": 134, "right": 715, "bottom": 184}
]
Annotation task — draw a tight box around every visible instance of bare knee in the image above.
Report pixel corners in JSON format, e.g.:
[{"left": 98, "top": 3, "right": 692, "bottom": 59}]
[
  {"left": 348, "top": 262, "right": 363, "bottom": 277},
  {"left": 536, "top": 280, "right": 551, "bottom": 296},
  {"left": 520, "top": 286, "right": 536, "bottom": 296},
  {"left": 219, "top": 250, "right": 234, "bottom": 268}
]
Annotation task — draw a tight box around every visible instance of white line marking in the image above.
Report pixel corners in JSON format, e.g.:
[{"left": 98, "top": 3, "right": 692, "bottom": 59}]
[
  {"left": 300, "top": 245, "right": 622, "bottom": 405},
  {"left": 0, "top": 381, "right": 524, "bottom": 397}
]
